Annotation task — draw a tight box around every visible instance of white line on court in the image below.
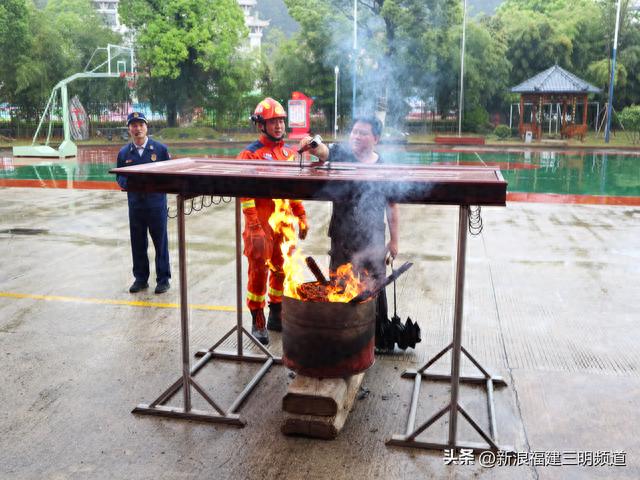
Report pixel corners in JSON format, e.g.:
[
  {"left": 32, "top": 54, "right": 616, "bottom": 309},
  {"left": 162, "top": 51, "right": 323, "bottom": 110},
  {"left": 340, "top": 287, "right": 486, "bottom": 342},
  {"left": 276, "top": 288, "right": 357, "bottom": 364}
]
[{"left": 474, "top": 152, "right": 488, "bottom": 166}]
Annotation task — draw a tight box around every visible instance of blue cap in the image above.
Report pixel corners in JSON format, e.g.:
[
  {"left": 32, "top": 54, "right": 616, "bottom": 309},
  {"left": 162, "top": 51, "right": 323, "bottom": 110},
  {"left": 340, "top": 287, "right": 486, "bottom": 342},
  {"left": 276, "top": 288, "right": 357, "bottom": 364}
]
[{"left": 127, "top": 112, "right": 148, "bottom": 126}]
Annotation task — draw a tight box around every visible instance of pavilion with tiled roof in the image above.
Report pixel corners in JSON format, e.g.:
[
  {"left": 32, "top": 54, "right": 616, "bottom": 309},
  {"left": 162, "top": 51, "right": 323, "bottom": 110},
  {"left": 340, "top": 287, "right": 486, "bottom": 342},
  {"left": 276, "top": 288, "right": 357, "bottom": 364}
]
[{"left": 511, "top": 65, "right": 601, "bottom": 140}]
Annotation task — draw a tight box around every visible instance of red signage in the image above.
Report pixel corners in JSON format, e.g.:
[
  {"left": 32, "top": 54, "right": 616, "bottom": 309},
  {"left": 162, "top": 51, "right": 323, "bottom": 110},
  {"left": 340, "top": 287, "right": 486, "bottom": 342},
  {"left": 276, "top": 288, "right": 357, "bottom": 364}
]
[{"left": 288, "top": 91, "right": 314, "bottom": 139}]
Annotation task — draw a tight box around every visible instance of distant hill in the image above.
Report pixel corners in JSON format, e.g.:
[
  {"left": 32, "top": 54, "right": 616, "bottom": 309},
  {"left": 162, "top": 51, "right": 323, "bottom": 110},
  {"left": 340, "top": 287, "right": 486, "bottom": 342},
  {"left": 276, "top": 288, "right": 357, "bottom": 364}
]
[
  {"left": 469, "top": 0, "right": 504, "bottom": 16},
  {"left": 256, "top": 0, "right": 299, "bottom": 38},
  {"left": 256, "top": 0, "right": 503, "bottom": 41}
]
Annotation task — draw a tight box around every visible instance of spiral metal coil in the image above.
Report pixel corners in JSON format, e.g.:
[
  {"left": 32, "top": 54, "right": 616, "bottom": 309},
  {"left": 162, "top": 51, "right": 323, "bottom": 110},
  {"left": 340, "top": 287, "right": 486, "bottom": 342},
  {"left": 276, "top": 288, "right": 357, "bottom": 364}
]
[
  {"left": 167, "top": 195, "right": 232, "bottom": 218},
  {"left": 468, "top": 206, "right": 483, "bottom": 236}
]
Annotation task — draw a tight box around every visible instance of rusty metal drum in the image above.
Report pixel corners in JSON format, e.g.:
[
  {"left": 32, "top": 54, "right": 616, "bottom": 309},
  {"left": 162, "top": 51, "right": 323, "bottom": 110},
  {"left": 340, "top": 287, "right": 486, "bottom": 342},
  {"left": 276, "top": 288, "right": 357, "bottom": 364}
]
[{"left": 281, "top": 291, "right": 376, "bottom": 378}]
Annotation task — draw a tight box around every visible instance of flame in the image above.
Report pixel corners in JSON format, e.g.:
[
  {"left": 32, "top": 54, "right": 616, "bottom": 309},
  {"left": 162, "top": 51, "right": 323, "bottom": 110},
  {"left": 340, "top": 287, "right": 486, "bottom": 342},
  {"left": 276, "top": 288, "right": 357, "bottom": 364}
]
[
  {"left": 326, "top": 263, "right": 367, "bottom": 302},
  {"left": 269, "top": 200, "right": 367, "bottom": 303},
  {"left": 269, "top": 199, "right": 305, "bottom": 299}
]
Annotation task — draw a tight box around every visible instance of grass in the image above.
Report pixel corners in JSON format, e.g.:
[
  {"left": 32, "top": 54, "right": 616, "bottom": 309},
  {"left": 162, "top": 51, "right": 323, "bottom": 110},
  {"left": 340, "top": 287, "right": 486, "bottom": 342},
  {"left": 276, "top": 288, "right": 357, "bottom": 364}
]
[
  {"left": 154, "top": 126, "right": 218, "bottom": 140},
  {"left": 480, "top": 131, "right": 639, "bottom": 149}
]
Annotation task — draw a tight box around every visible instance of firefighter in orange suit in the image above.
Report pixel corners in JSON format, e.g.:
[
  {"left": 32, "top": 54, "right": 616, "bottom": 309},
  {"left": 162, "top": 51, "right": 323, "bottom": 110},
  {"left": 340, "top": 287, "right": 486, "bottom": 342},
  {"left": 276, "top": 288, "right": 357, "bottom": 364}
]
[{"left": 238, "top": 97, "right": 308, "bottom": 345}]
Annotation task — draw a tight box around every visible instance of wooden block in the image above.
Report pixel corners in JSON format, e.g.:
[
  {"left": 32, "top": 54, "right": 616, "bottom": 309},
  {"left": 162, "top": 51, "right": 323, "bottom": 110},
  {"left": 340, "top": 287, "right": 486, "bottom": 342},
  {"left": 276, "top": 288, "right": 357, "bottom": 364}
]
[
  {"left": 282, "top": 373, "right": 364, "bottom": 439},
  {"left": 283, "top": 375, "right": 347, "bottom": 416}
]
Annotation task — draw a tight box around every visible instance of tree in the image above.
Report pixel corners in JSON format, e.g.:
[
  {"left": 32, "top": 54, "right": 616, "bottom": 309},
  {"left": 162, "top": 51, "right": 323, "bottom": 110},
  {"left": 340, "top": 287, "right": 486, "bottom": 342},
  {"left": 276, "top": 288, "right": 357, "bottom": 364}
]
[
  {"left": 119, "top": 0, "right": 248, "bottom": 126},
  {"left": 44, "top": 0, "right": 123, "bottom": 106},
  {"left": 279, "top": 0, "right": 462, "bottom": 127},
  {"left": 262, "top": 3, "right": 339, "bottom": 128},
  {"left": 617, "top": 43, "right": 640, "bottom": 107},
  {"left": 462, "top": 21, "right": 511, "bottom": 120},
  {"left": 618, "top": 104, "right": 640, "bottom": 143},
  {"left": 1, "top": 0, "right": 121, "bottom": 118},
  {"left": 0, "top": 0, "right": 34, "bottom": 107}
]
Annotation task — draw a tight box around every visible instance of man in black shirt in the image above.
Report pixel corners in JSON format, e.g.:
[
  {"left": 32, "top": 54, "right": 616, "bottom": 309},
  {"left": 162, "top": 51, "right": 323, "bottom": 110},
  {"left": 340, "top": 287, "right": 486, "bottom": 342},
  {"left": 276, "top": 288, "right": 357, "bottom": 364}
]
[{"left": 299, "top": 117, "right": 399, "bottom": 347}]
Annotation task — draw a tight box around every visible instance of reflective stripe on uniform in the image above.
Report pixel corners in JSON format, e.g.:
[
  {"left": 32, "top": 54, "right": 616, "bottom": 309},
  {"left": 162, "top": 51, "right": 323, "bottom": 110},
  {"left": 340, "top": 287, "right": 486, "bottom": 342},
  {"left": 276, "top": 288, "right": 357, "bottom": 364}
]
[
  {"left": 241, "top": 200, "right": 256, "bottom": 210},
  {"left": 247, "top": 291, "right": 266, "bottom": 303},
  {"left": 268, "top": 287, "right": 283, "bottom": 298}
]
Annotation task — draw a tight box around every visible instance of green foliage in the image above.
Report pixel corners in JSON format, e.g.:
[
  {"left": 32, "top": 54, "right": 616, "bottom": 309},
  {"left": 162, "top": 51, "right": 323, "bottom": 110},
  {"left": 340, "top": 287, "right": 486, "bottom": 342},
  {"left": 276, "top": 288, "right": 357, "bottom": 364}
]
[
  {"left": 119, "top": 0, "right": 249, "bottom": 126},
  {"left": 617, "top": 42, "right": 640, "bottom": 108},
  {"left": 587, "top": 59, "right": 627, "bottom": 91},
  {"left": 257, "top": 0, "right": 299, "bottom": 37},
  {"left": 4, "top": 0, "right": 640, "bottom": 132},
  {"left": 276, "top": 0, "right": 463, "bottom": 128},
  {"left": 494, "top": 124, "right": 512, "bottom": 139},
  {"left": 497, "top": 0, "right": 640, "bottom": 110},
  {"left": 619, "top": 105, "right": 640, "bottom": 143},
  {"left": 462, "top": 21, "right": 511, "bottom": 113},
  {"left": 0, "top": 0, "right": 121, "bottom": 117},
  {"left": 156, "top": 126, "right": 218, "bottom": 140},
  {"left": 462, "top": 105, "right": 490, "bottom": 133},
  {"left": 0, "top": 0, "right": 35, "bottom": 106},
  {"left": 260, "top": 1, "right": 341, "bottom": 126}
]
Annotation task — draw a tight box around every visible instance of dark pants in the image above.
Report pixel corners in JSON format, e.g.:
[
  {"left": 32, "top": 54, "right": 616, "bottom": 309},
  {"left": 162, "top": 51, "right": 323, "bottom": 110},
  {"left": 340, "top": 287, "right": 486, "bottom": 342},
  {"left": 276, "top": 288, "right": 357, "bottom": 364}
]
[{"left": 128, "top": 205, "right": 170, "bottom": 284}]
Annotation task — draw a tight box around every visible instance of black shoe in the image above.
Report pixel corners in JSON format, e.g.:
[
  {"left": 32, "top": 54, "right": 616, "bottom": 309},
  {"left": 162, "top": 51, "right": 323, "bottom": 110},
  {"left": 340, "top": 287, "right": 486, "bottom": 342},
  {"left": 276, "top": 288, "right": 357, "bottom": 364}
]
[
  {"left": 129, "top": 280, "right": 149, "bottom": 293},
  {"left": 155, "top": 280, "right": 170, "bottom": 294},
  {"left": 250, "top": 309, "right": 269, "bottom": 345},
  {"left": 267, "top": 303, "right": 282, "bottom": 331}
]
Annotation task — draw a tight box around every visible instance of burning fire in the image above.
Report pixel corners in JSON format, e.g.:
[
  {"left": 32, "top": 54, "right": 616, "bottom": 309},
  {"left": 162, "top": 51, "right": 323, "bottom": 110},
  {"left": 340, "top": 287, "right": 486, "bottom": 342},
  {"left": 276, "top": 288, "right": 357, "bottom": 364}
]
[{"left": 269, "top": 199, "right": 367, "bottom": 302}]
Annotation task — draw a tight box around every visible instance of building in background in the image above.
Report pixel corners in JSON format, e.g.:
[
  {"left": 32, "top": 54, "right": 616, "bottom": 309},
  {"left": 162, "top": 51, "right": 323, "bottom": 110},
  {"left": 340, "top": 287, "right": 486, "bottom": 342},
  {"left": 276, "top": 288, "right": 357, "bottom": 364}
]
[
  {"left": 92, "top": 0, "right": 128, "bottom": 36},
  {"left": 238, "top": 0, "right": 269, "bottom": 51}
]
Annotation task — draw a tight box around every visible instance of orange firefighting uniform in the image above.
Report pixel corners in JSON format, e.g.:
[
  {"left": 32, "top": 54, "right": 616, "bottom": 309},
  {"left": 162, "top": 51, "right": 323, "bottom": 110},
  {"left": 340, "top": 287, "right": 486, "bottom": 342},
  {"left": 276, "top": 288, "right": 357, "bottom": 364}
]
[{"left": 238, "top": 134, "right": 306, "bottom": 310}]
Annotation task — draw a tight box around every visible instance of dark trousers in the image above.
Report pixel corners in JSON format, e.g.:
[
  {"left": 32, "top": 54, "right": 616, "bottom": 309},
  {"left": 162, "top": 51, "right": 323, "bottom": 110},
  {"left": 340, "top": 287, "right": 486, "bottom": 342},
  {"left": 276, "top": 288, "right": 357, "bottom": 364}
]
[{"left": 128, "top": 205, "right": 171, "bottom": 283}]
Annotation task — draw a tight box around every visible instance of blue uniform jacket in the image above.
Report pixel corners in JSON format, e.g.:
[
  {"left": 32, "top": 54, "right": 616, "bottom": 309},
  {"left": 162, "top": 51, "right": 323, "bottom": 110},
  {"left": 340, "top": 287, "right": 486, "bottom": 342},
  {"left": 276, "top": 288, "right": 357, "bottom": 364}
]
[{"left": 116, "top": 138, "right": 171, "bottom": 208}]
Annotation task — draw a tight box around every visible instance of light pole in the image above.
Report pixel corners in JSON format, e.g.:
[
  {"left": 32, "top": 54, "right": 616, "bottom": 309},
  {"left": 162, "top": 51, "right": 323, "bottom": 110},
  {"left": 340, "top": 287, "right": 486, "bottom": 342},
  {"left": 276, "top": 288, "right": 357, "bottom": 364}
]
[
  {"left": 605, "top": 0, "right": 622, "bottom": 143},
  {"left": 458, "top": 0, "right": 468, "bottom": 137},
  {"left": 352, "top": 0, "right": 358, "bottom": 120},
  {"left": 334, "top": 66, "right": 340, "bottom": 139}
]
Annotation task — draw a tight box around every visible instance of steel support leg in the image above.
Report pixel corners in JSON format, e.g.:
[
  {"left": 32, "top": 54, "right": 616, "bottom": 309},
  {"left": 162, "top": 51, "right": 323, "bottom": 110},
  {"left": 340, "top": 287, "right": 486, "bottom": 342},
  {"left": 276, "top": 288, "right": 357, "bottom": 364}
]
[
  {"left": 133, "top": 196, "right": 280, "bottom": 426},
  {"left": 387, "top": 206, "right": 512, "bottom": 452}
]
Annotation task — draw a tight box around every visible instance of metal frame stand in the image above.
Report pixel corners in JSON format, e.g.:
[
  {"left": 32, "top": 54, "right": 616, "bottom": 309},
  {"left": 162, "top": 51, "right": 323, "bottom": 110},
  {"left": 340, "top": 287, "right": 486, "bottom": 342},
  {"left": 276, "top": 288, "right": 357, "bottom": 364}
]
[
  {"left": 387, "top": 206, "right": 511, "bottom": 452},
  {"left": 132, "top": 196, "right": 281, "bottom": 426}
]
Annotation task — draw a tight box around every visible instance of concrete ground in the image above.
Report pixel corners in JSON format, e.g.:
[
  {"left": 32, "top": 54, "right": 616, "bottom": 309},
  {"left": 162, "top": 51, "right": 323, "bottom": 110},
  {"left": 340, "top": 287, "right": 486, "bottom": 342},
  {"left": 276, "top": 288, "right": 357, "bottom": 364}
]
[{"left": 0, "top": 187, "right": 638, "bottom": 480}]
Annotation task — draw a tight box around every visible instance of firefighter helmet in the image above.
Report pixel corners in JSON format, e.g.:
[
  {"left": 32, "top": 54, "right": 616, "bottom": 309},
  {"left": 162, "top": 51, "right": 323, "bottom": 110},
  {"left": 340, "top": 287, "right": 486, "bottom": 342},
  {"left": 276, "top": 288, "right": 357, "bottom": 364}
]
[{"left": 250, "top": 97, "right": 287, "bottom": 124}]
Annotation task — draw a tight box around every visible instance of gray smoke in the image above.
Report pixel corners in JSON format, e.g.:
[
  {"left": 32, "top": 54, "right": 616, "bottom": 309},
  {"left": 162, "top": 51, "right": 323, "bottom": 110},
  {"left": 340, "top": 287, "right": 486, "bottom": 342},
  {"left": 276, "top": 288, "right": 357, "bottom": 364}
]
[{"left": 318, "top": 1, "right": 440, "bottom": 129}]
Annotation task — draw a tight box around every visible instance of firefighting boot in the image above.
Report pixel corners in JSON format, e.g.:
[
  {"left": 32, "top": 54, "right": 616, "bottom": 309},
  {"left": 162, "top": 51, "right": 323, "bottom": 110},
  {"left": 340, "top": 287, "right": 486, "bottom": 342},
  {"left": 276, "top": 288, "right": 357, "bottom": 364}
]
[
  {"left": 267, "top": 302, "right": 282, "bottom": 332},
  {"left": 250, "top": 309, "right": 269, "bottom": 345}
]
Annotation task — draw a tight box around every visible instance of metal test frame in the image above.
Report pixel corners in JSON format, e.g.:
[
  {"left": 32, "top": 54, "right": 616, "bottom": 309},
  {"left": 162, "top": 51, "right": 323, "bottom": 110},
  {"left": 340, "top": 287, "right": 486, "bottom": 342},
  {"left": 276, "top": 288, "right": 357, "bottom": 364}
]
[{"left": 111, "top": 157, "right": 511, "bottom": 451}]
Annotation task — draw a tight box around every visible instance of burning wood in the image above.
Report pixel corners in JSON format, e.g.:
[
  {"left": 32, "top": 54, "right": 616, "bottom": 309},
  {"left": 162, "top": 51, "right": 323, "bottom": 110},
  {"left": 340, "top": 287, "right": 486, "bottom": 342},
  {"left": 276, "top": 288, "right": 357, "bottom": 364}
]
[
  {"left": 269, "top": 201, "right": 367, "bottom": 302},
  {"left": 296, "top": 281, "right": 335, "bottom": 302},
  {"left": 305, "top": 256, "right": 329, "bottom": 285},
  {"left": 292, "top": 263, "right": 368, "bottom": 303}
]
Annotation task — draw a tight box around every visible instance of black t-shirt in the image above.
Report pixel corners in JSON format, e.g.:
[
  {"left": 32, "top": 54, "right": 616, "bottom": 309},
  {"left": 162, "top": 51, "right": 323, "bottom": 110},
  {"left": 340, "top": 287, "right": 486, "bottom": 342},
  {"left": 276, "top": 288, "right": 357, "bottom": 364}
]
[{"left": 327, "top": 144, "right": 389, "bottom": 279}]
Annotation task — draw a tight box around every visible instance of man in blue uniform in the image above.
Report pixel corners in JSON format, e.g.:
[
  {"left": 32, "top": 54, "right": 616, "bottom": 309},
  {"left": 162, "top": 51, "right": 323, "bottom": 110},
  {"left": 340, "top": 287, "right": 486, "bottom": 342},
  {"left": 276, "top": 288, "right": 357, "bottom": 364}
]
[{"left": 116, "top": 112, "right": 172, "bottom": 294}]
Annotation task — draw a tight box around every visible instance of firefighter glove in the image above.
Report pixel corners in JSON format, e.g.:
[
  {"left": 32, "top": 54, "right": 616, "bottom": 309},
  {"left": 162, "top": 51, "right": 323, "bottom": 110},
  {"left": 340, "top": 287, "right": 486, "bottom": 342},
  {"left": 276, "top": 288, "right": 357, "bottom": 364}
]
[
  {"left": 297, "top": 215, "right": 308, "bottom": 240},
  {"left": 243, "top": 222, "right": 273, "bottom": 262}
]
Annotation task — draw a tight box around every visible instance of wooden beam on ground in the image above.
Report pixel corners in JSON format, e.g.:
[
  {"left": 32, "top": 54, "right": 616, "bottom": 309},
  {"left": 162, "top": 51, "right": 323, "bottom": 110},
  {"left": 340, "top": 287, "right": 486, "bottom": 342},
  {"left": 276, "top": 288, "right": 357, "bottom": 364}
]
[{"left": 282, "top": 373, "right": 365, "bottom": 439}]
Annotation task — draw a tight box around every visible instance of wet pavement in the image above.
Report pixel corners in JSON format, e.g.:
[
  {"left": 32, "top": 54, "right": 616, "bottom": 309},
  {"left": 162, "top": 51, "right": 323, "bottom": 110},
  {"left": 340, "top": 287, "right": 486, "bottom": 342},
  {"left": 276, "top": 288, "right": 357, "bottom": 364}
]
[{"left": 0, "top": 187, "right": 639, "bottom": 479}]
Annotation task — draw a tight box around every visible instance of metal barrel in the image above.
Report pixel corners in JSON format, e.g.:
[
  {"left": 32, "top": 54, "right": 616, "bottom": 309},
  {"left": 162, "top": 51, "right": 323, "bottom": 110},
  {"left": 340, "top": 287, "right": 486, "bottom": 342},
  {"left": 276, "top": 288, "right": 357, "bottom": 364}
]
[{"left": 282, "top": 289, "right": 376, "bottom": 378}]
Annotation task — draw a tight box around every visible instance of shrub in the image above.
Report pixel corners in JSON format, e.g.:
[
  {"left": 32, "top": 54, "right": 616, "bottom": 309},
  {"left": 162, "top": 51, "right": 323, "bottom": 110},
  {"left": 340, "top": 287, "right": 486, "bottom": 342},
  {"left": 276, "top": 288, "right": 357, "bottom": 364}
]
[
  {"left": 462, "top": 106, "right": 491, "bottom": 133},
  {"left": 619, "top": 105, "right": 640, "bottom": 144},
  {"left": 494, "top": 124, "right": 512, "bottom": 140}
]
